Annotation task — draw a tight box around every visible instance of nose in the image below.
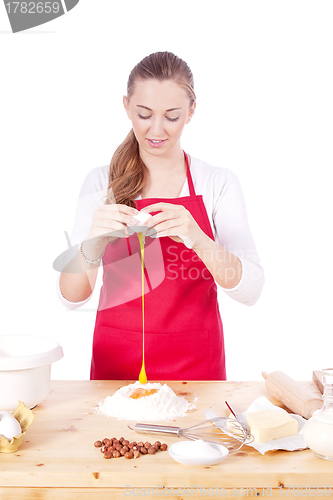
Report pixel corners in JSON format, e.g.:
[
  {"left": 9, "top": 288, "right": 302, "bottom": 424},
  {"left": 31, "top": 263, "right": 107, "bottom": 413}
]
[{"left": 148, "top": 116, "right": 165, "bottom": 137}]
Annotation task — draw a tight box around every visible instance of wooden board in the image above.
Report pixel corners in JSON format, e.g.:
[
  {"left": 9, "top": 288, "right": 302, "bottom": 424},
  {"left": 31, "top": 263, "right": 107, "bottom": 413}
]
[{"left": 0, "top": 380, "right": 332, "bottom": 499}]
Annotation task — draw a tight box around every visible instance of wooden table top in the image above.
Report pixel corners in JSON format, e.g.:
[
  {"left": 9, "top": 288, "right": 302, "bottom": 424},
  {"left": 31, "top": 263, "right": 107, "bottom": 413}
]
[{"left": 0, "top": 380, "right": 332, "bottom": 499}]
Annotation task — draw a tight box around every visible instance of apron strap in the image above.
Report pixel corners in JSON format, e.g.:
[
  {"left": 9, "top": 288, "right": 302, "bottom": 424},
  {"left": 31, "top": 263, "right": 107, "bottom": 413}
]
[
  {"left": 183, "top": 151, "right": 195, "bottom": 197},
  {"left": 126, "top": 237, "right": 132, "bottom": 256}
]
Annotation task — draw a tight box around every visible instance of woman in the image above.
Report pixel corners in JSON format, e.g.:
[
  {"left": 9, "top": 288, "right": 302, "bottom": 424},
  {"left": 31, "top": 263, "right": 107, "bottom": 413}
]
[{"left": 58, "top": 51, "right": 264, "bottom": 381}]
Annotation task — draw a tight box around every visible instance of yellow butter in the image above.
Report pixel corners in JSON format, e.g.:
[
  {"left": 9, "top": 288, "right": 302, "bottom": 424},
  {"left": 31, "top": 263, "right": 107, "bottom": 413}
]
[{"left": 246, "top": 409, "right": 298, "bottom": 443}]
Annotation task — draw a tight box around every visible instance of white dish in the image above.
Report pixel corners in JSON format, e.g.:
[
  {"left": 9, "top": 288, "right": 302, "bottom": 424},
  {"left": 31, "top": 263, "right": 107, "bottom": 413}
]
[
  {"left": 0, "top": 335, "right": 63, "bottom": 410},
  {"left": 168, "top": 440, "right": 229, "bottom": 466}
]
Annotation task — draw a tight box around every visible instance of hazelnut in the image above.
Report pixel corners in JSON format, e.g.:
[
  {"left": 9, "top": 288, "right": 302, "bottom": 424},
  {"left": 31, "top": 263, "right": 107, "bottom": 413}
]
[{"left": 96, "top": 434, "right": 166, "bottom": 460}]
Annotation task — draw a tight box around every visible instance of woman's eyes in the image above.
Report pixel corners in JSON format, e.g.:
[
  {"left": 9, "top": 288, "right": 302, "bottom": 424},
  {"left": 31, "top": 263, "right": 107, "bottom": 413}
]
[{"left": 138, "top": 114, "right": 179, "bottom": 122}]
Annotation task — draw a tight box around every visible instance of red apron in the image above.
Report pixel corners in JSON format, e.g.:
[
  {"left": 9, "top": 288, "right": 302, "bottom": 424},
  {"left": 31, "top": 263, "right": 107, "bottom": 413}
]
[{"left": 90, "top": 152, "right": 226, "bottom": 381}]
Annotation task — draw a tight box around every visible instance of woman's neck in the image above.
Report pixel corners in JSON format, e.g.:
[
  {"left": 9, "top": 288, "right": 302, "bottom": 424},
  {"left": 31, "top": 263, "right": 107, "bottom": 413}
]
[
  {"left": 139, "top": 147, "right": 188, "bottom": 199},
  {"left": 139, "top": 146, "right": 186, "bottom": 174}
]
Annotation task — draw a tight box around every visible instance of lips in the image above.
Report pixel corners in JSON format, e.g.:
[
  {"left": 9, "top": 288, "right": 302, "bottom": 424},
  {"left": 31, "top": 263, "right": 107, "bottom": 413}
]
[{"left": 147, "top": 139, "right": 167, "bottom": 148}]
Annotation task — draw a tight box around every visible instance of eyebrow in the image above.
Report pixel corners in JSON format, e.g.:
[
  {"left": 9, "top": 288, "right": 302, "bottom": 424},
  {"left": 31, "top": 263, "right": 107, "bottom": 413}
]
[{"left": 136, "top": 105, "right": 182, "bottom": 112}]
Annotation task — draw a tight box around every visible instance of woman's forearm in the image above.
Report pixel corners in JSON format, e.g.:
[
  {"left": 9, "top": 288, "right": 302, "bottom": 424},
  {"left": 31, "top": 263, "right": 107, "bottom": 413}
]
[
  {"left": 59, "top": 240, "right": 104, "bottom": 303},
  {"left": 193, "top": 234, "right": 242, "bottom": 289}
]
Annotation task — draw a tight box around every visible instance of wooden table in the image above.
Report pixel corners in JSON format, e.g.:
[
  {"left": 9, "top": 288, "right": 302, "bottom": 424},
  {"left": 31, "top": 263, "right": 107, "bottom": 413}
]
[{"left": 0, "top": 380, "right": 332, "bottom": 499}]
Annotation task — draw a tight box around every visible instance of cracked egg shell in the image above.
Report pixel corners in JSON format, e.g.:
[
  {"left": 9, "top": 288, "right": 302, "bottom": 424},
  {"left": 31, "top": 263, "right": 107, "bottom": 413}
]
[{"left": 127, "top": 211, "right": 152, "bottom": 233}]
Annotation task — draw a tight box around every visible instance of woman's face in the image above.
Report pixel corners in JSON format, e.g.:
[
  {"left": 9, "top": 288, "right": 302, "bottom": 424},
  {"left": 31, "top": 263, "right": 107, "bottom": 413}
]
[{"left": 123, "top": 78, "right": 195, "bottom": 159}]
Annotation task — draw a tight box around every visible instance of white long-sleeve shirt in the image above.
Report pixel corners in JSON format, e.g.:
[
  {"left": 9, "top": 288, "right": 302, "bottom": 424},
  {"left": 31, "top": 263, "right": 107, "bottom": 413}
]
[{"left": 57, "top": 156, "right": 264, "bottom": 308}]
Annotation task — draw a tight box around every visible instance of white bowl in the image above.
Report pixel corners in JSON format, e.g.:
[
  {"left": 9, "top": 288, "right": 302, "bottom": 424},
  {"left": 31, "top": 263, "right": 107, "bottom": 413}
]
[
  {"left": 168, "top": 440, "right": 229, "bottom": 466},
  {"left": 0, "top": 335, "right": 63, "bottom": 410}
]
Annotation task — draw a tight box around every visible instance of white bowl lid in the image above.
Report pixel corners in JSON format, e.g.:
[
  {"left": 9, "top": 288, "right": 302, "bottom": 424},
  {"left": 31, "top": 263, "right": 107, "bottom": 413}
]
[{"left": 0, "top": 335, "right": 64, "bottom": 371}]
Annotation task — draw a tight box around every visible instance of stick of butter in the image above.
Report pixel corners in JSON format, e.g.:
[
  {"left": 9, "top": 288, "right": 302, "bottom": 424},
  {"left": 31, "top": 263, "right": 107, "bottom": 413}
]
[{"left": 246, "top": 409, "right": 298, "bottom": 443}]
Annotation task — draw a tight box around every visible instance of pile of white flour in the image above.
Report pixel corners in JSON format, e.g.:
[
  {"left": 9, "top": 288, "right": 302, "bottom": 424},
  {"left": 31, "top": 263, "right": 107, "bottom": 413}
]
[{"left": 96, "top": 381, "right": 195, "bottom": 421}]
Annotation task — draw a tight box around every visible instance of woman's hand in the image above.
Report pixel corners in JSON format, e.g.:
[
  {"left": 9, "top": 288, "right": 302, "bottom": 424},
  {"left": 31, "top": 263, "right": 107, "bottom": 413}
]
[
  {"left": 141, "top": 202, "right": 207, "bottom": 249},
  {"left": 82, "top": 204, "right": 139, "bottom": 259},
  {"left": 141, "top": 202, "right": 242, "bottom": 289}
]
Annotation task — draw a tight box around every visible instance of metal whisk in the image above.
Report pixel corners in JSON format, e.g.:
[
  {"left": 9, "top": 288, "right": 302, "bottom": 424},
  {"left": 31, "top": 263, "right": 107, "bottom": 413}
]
[{"left": 128, "top": 417, "right": 253, "bottom": 452}]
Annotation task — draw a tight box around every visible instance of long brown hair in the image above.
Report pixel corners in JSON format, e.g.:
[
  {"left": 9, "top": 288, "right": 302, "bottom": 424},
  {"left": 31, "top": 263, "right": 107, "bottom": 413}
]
[{"left": 107, "top": 52, "right": 196, "bottom": 207}]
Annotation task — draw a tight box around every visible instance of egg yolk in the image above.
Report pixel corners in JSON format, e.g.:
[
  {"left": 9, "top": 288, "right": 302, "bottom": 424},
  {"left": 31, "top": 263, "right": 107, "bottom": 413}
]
[{"left": 129, "top": 388, "right": 159, "bottom": 399}]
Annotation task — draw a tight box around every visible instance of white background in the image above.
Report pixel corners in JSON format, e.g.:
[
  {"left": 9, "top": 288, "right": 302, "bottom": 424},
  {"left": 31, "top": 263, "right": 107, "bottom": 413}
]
[{"left": 1, "top": 1, "right": 332, "bottom": 382}]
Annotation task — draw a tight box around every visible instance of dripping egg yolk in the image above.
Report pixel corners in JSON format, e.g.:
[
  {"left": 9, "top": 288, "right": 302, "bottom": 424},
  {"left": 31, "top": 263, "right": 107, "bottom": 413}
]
[{"left": 129, "top": 388, "right": 159, "bottom": 399}]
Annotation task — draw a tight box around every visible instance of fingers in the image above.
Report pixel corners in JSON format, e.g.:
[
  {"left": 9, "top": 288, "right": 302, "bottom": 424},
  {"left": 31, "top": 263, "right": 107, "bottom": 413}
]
[
  {"left": 141, "top": 205, "right": 184, "bottom": 230},
  {"left": 140, "top": 204, "right": 190, "bottom": 237},
  {"left": 100, "top": 204, "right": 139, "bottom": 226},
  {"left": 140, "top": 204, "right": 199, "bottom": 249},
  {"left": 147, "top": 218, "right": 184, "bottom": 235},
  {"left": 90, "top": 204, "right": 138, "bottom": 240},
  {"left": 92, "top": 202, "right": 192, "bottom": 242},
  {"left": 93, "top": 221, "right": 128, "bottom": 239},
  {"left": 93, "top": 205, "right": 139, "bottom": 237},
  {"left": 141, "top": 202, "right": 183, "bottom": 214}
]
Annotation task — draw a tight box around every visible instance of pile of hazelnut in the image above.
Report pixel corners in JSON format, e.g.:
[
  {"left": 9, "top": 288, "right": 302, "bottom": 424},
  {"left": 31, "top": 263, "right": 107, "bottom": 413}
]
[{"left": 94, "top": 436, "right": 168, "bottom": 459}]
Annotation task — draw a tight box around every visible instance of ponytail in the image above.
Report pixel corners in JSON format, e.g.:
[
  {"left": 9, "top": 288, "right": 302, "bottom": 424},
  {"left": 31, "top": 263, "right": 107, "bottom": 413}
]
[{"left": 107, "top": 129, "right": 146, "bottom": 208}]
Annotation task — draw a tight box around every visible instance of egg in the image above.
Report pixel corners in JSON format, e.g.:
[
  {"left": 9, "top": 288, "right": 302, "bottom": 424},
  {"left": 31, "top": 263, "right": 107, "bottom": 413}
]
[
  {"left": 0, "top": 411, "right": 22, "bottom": 441},
  {"left": 127, "top": 211, "right": 152, "bottom": 233}
]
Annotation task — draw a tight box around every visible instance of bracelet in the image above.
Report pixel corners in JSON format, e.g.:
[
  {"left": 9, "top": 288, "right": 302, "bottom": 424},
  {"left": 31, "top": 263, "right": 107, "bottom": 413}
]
[{"left": 80, "top": 242, "right": 105, "bottom": 265}]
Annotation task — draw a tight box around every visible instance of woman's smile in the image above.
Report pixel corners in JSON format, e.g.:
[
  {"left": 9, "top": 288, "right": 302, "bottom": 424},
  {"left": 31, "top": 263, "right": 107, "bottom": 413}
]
[{"left": 147, "top": 139, "right": 167, "bottom": 148}]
